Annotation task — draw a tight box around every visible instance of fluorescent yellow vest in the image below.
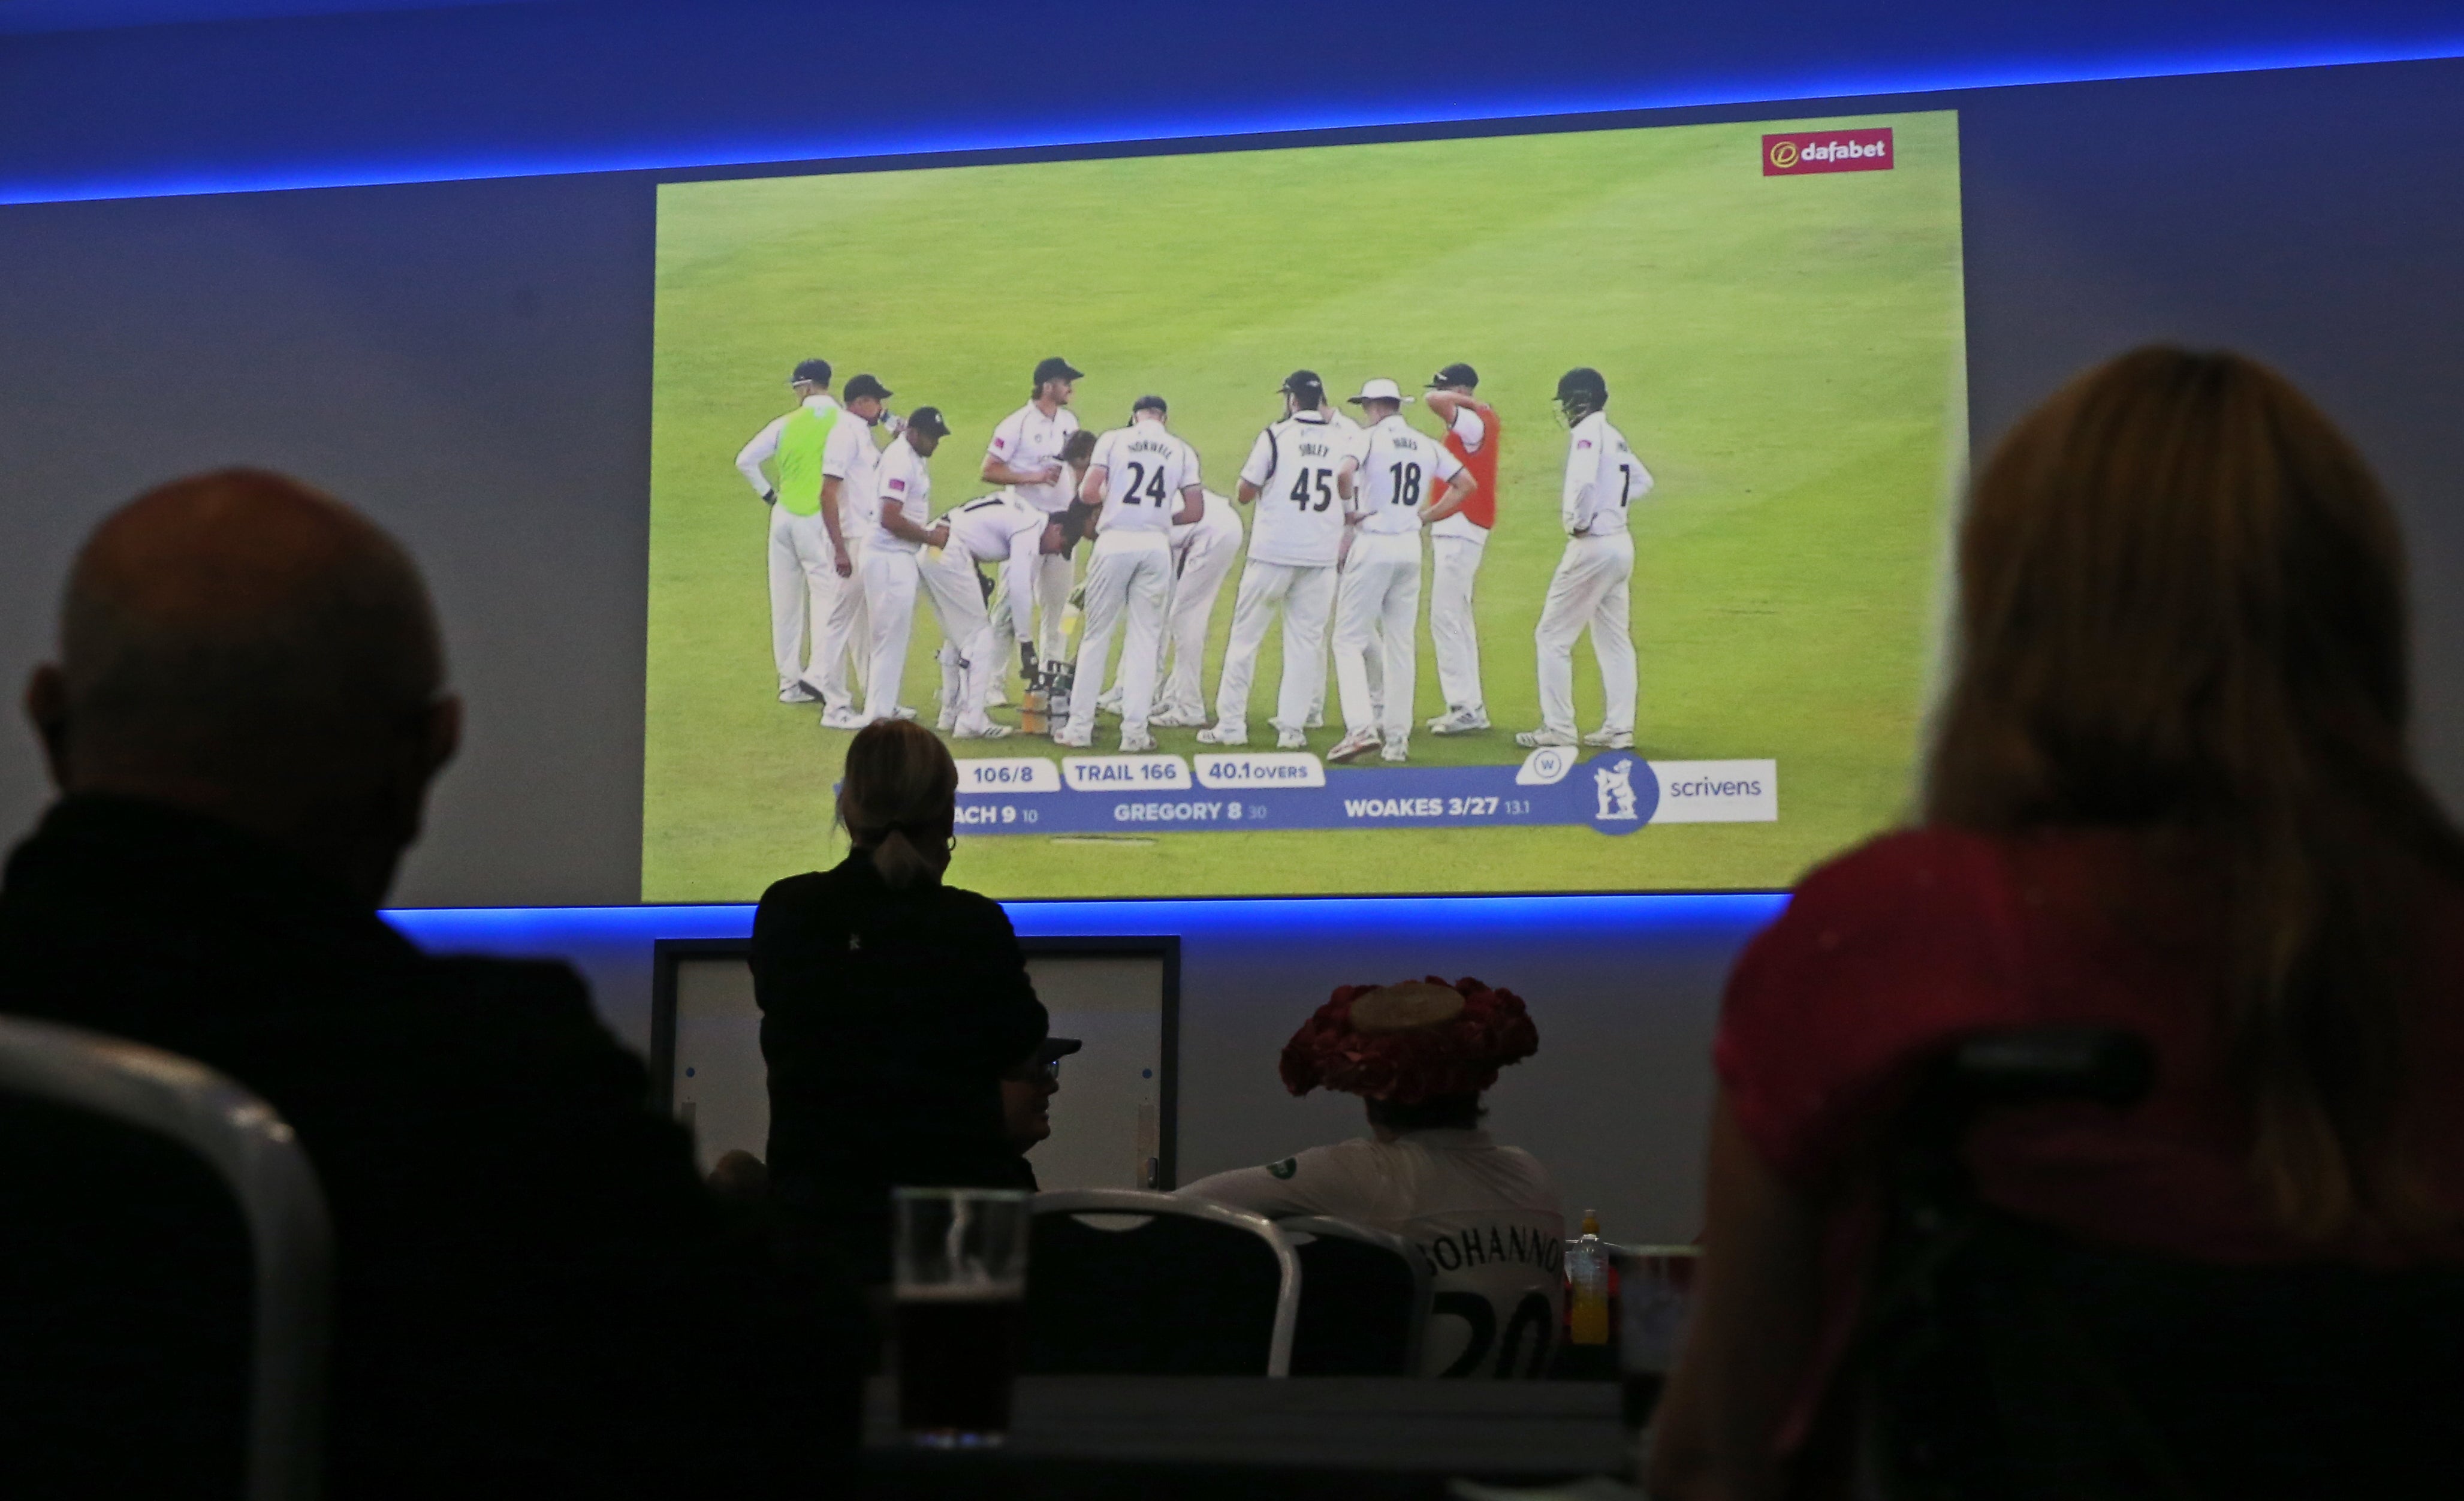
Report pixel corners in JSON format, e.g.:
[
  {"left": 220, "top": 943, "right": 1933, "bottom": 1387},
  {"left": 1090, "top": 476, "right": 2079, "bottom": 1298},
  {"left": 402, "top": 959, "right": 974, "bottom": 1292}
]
[{"left": 775, "top": 404, "right": 840, "bottom": 517}]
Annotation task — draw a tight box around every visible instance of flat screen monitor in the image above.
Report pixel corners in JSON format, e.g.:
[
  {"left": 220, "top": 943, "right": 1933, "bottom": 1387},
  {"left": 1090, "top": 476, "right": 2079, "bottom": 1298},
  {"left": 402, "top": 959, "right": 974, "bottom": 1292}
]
[{"left": 644, "top": 108, "right": 1966, "bottom": 900}]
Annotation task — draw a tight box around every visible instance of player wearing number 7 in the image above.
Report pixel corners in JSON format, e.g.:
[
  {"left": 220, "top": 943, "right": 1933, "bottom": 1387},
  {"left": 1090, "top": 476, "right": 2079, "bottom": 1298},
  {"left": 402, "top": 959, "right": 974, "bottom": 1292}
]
[
  {"left": 1519, "top": 367, "right": 1652, "bottom": 750},
  {"left": 1057, "top": 396, "right": 1204, "bottom": 752},
  {"left": 1201, "top": 371, "right": 1350, "bottom": 750},
  {"left": 1325, "top": 379, "right": 1477, "bottom": 764}
]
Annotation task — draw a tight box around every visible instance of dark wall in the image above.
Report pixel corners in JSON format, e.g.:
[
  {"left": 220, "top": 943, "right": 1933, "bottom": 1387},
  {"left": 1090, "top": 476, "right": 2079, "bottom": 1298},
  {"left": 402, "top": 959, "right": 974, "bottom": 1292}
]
[{"left": 5, "top": 57, "right": 2461, "bottom": 902}]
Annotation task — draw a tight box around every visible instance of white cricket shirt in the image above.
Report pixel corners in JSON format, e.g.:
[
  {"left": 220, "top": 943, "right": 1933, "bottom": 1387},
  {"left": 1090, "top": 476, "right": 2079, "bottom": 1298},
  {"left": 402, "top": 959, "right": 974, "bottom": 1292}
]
[
  {"left": 986, "top": 400, "right": 1084, "bottom": 514},
  {"left": 1173, "top": 489, "right": 1244, "bottom": 556},
  {"left": 1238, "top": 410, "right": 1352, "bottom": 568},
  {"left": 873, "top": 435, "right": 934, "bottom": 553},
  {"left": 1181, "top": 1129, "right": 1569, "bottom": 1379},
  {"left": 1087, "top": 421, "right": 1199, "bottom": 538},
  {"left": 1561, "top": 411, "right": 1651, "bottom": 536},
  {"left": 821, "top": 410, "right": 886, "bottom": 530},
  {"left": 1353, "top": 413, "right": 1465, "bottom": 536},
  {"left": 943, "top": 493, "right": 1050, "bottom": 643}
]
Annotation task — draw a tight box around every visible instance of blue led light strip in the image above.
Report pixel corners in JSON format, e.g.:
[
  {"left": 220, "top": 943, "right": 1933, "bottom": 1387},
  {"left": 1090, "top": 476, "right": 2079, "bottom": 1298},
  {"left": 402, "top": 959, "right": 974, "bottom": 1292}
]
[
  {"left": 6, "top": 38, "right": 2462, "bottom": 206},
  {"left": 384, "top": 892, "right": 1792, "bottom": 950}
]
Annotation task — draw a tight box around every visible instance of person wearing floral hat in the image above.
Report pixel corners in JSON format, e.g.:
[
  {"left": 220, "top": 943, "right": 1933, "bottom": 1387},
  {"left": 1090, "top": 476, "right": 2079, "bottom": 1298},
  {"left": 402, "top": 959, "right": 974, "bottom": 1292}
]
[{"left": 1179, "top": 976, "right": 1566, "bottom": 1379}]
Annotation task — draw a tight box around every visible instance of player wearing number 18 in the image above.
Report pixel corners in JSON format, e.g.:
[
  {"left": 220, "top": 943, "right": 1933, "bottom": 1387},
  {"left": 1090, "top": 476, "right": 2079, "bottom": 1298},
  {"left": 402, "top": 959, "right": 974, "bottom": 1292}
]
[
  {"left": 1519, "top": 367, "right": 1653, "bottom": 752},
  {"left": 1326, "top": 379, "right": 1477, "bottom": 764},
  {"left": 1059, "top": 396, "right": 1204, "bottom": 751},
  {"left": 1202, "top": 371, "right": 1355, "bottom": 750}
]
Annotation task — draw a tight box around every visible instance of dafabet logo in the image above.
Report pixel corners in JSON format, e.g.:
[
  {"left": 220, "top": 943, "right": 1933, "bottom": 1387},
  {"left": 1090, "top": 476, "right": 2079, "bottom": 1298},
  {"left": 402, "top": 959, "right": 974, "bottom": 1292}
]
[{"left": 1763, "top": 128, "right": 1895, "bottom": 177}]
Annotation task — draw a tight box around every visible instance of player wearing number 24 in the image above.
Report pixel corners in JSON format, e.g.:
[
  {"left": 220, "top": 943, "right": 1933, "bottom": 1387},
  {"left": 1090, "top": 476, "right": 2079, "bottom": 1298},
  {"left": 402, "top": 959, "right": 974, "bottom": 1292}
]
[{"left": 1057, "top": 395, "right": 1205, "bottom": 753}]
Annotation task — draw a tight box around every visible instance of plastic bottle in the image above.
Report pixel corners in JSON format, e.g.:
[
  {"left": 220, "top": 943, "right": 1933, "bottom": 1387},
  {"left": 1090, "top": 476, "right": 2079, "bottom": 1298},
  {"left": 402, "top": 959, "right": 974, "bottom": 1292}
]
[{"left": 1567, "top": 1208, "right": 1611, "bottom": 1345}]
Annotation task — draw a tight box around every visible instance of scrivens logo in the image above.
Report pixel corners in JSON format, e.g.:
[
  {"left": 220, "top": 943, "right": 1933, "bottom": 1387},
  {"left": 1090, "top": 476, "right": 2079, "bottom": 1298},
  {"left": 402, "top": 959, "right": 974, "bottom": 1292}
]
[{"left": 1764, "top": 128, "right": 1894, "bottom": 177}]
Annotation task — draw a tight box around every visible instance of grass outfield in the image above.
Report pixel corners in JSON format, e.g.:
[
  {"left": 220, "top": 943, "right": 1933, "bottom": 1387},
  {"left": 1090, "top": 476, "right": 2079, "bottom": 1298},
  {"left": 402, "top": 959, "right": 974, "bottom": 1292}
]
[{"left": 645, "top": 111, "right": 1966, "bottom": 901}]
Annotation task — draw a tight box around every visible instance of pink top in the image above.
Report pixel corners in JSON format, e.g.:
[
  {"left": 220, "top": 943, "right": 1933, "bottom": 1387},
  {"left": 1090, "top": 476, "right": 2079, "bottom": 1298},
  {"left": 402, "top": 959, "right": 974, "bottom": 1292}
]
[{"left": 1714, "top": 826, "right": 2464, "bottom": 1450}]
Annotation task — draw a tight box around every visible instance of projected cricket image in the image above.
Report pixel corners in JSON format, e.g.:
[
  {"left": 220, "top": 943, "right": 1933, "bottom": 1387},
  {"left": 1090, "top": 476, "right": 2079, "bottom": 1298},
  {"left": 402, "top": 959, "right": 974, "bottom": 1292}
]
[{"left": 644, "top": 110, "right": 1967, "bottom": 900}]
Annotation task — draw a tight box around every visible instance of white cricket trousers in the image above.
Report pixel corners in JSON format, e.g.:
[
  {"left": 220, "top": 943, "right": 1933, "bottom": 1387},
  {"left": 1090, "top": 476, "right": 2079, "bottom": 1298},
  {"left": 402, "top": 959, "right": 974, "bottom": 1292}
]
[
  {"left": 867, "top": 545, "right": 985, "bottom": 727},
  {"left": 1428, "top": 525, "right": 1490, "bottom": 713},
  {"left": 907, "top": 549, "right": 1003, "bottom": 733},
  {"left": 767, "top": 507, "right": 836, "bottom": 694},
  {"left": 1535, "top": 531, "right": 1636, "bottom": 739},
  {"left": 1213, "top": 559, "right": 1336, "bottom": 735},
  {"left": 1160, "top": 529, "right": 1239, "bottom": 718},
  {"left": 1066, "top": 533, "right": 1172, "bottom": 740},
  {"left": 806, "top": 531, "right": 870, "bottom": 715},
  {"left": 1035, "top": 548, "right": 1073, "bottom": 664},
  {"left": 1334, "top": 532, "right": 1421, "bottom": 739}
]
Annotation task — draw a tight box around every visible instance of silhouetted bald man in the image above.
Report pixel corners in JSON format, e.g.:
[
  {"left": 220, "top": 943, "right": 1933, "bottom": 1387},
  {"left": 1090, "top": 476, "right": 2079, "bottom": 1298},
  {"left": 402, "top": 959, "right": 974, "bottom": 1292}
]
[{"left": 0, "top": 471, "right": 853, "bottom": 1499}]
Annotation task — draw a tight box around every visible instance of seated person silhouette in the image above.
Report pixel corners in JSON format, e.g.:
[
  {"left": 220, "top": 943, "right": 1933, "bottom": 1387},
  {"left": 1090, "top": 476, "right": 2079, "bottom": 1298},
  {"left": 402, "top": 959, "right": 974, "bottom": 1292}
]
[
  {"left": 1181, "top": 977, "right": 1564, "bottom": 1378},
  {"left": 0, "top": 469, "right": 848, "bottom": 1499},
  {"left": 998, "top": 1034, "right": 1079, "bottom": 1190}
]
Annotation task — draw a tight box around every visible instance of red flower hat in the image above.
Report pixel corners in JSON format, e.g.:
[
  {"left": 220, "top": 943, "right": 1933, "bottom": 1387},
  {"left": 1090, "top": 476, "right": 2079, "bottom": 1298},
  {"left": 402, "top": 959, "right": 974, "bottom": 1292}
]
[{"left": 1278, "top": 976, "right": 1539, "bottom": 1105}]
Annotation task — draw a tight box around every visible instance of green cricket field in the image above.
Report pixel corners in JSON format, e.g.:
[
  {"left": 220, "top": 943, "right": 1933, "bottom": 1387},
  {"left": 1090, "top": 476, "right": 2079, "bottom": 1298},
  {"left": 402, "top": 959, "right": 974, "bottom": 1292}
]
[{"left": 644, "top": 110, "right": 1967, "bottom": 901}]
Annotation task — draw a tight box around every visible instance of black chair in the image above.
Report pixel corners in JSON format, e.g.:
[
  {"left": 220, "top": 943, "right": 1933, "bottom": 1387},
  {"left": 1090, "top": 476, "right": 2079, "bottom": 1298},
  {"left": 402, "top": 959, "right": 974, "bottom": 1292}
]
[
  {"left": 1026, "top": 1190, "right": 1299, "bottom": 1375},
  {"left": 0, "top": 1017, "right": 331, "bottom": 1501},
  {"left": 1280, "top": 1216, "right": 1432, "bottom": 1376},
  {"left": 1858, "top": 1027, "right": 2464, "bottom": 1501}
]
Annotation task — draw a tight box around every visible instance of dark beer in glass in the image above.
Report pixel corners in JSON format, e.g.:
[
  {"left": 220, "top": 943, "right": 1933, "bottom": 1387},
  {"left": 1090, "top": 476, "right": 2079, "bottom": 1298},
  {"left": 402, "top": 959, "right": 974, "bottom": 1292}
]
[{"left": 892, "top": 1188, "right": 1032, "bottom": 1449}]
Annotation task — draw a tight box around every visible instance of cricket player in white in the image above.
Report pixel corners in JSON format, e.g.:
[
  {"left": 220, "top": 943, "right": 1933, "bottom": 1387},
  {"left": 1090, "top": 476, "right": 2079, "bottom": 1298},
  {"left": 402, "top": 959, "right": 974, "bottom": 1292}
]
[
  {"left": 1155, "top": 489, "right": 1244, "bottom": 725},
  {"left": 1422, "top": 363, "right": 1500, "bottom": 734},
  {"left": 1520, "top": 367, "right": 1651, "bottom": 750},
  {"left": 1090, "top": 483, "right": 1241, "bottom": 726},
  {"left": 734, "top": 357, "right": 852, "bottom": 704},
  {"left": 1058, "top": 396, "right": 1204, "bottom": 751},
  {"left": 929, "top": 492, "right": 1079, "bottom": 738},
  {"left": 861, "top": 406, "right": 969, "bottom": 727},
  {"left": 814, "top": 372, "right": 895, "bottom": 727},
  {"left": 1202, "top": 371, "right": 1352, "bottom": 750},
  {"left": 981, "top": 356, "right": 1085, "bottom": 672},
  {"left": 1326, "top": 379, "right": 1477, "bottom": 764}
]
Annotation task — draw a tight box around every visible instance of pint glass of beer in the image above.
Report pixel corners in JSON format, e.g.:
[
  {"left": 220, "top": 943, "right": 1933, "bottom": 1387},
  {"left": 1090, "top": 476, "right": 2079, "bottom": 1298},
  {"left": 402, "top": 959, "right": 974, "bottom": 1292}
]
[{"left": 892, "top": 1187, "right": 1032, "bottom": 1448}]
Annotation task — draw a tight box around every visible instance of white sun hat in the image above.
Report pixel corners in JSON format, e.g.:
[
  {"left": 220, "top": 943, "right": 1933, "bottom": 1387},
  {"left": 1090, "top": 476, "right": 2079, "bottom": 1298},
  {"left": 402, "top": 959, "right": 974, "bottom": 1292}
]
[{"left": 1346, "top": 377, "right": 1413, "bottom": 406}]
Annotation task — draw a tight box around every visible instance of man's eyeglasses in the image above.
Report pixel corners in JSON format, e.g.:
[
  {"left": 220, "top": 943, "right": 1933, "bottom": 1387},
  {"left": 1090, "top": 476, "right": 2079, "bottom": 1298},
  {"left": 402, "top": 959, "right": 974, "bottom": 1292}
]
[{"left": 1005, "top": 1057, "right": 1062, "bottom": 1087}]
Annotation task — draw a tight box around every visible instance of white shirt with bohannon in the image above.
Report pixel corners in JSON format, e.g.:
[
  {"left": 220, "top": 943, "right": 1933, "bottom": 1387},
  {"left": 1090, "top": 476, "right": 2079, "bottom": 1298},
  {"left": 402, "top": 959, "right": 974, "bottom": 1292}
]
[{"left": 1180, "top": 1129, "right": 1568, "bottom": 1379}]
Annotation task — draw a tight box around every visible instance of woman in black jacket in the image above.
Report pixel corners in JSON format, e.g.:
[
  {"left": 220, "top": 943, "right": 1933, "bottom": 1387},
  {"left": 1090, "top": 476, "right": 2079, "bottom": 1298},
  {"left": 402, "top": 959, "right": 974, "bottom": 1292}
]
[{"left": 753, "top": 719, "right": 1048, "bottom": 1286}]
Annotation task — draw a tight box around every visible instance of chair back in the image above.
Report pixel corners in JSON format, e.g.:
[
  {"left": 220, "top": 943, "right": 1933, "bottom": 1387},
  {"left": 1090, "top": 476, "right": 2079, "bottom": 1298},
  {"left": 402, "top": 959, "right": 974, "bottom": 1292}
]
[
  {"left": 1280, "top": 1215, "right": 1431, "bottom": 1376},
  {"left": 1860, "top": 1027, "right": 2464, "bottom": 1501},
  {"left": 1026, "top": 1189, "right": 1299, "bottom": 1376},
  {"left": 0, "top": 1017, "right": 331, "bottom": 1501}
]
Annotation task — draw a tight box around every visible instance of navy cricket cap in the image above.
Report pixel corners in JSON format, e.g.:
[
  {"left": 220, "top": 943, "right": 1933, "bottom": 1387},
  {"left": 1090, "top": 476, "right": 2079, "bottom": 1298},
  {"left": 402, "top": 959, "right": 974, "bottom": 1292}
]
[
  {"left": 791, "top": 357, "right": 833, "bottom": 387},
  {"left": 1427, "top": 362, "right": 1479, "bottom": 390},
  {"left": 905, "top": 405, "right": 950, "bottom": 438},
  {"left": 1280, "top": 369, "right": 1325, "bottom": 403},
  {"left": 1034, "top": 355, "right": 1084, "bottom": 386},
  {"left": 843, "top": 373, "right": 892, "bottom": 402},
  {"left": 1132, "top": 393, "right": 1168, "bottom": 416}
]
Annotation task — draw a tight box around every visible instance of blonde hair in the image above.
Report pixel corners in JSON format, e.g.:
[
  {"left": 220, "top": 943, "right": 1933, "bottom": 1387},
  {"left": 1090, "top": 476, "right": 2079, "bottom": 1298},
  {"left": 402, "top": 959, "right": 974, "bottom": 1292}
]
[
  {"left": 1931, "top": 347, "right": 2464, "bottom": 1238},
  {"left": 837, "top": 719, "right": 958, "bottom": 890}
]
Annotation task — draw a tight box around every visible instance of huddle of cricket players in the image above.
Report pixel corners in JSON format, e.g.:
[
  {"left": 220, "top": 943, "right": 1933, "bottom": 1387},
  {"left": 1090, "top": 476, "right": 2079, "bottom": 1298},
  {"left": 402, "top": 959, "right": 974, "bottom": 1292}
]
[{"left": 732, "top": 354, "right": 1654, "bottom": 759}]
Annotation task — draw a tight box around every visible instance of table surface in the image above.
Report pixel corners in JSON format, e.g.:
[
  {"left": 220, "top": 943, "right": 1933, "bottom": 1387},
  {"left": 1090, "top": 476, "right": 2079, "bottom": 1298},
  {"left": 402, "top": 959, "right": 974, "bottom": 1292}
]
[{"left": 864, "top": 1375, "right": 1631, "bottom": 1477}]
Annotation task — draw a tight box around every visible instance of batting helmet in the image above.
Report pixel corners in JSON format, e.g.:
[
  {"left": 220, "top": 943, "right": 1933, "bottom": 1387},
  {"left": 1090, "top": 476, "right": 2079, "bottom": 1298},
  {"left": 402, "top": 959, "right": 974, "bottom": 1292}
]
[{"left": 1555, "top": 367, "right": 1608, "bottom": 420}]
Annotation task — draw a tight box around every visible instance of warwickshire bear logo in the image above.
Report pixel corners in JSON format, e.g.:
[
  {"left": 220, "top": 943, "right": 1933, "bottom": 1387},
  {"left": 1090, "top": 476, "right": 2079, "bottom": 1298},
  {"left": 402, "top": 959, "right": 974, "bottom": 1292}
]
[{"left": 1595, "top": 759, "right": 1641, "bottom": 821}]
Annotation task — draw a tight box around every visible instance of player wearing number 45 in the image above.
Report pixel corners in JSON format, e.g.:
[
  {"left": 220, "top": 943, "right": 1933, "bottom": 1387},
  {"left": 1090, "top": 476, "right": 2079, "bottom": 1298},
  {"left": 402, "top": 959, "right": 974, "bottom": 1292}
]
[
  {"left": 1057, "top": 396, "right": 1205, "bottom": 752},
  {"left": 1325, "top": 379, "right": 1478, "bottom": 765},
  {"left": 1518, "top": 367, "right": 1652, "bottom": 751},
  {"left": 1202, "top": 371, "right": 1354, "bottom": 750}
]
